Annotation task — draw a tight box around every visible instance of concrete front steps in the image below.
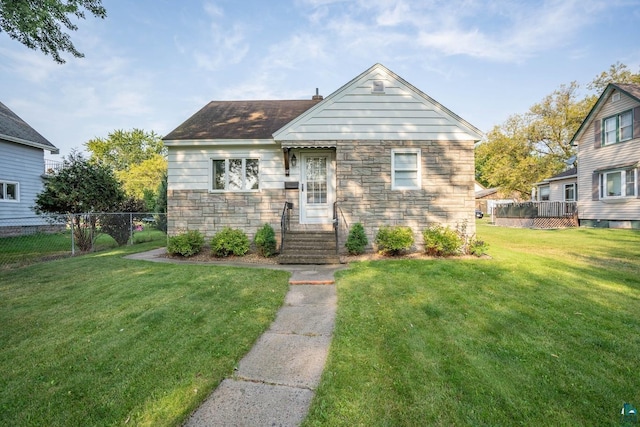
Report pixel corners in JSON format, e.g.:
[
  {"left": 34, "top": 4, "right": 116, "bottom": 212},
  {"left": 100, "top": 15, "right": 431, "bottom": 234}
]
[{"left": 279, "top": 230, "right": 341, "bottom": 265}]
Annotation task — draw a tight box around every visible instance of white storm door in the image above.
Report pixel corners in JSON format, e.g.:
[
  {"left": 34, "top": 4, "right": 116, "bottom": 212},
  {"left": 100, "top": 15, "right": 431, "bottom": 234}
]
[{"left": 300, "top": 154, "right": 334, "bottom": 224}]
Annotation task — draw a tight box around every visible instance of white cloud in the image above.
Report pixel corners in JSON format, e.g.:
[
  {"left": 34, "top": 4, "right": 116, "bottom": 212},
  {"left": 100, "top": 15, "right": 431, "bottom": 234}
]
[{"left": 193, "top": 3, "right": 250, "bottom": 71}]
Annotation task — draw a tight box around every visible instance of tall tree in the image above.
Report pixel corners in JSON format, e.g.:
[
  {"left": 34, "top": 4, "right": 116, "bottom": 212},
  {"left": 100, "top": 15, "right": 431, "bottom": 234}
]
[
  {"left": 474, "top": 63, "right": 640, "bottom": 197},
  {"left": 33, "top": 150, "right": 125, "bottom": 251},
  {"left": 0, "top": 0, "right": 106, "bottom": 64},
  {"left": 85, "top": 129, "right": 167, "bottom": 202},
  {"left": 115, "top": 154, "right": 168, "bottom": 201},
  {"left": 85, "top": 129, "right": 166, "bottom": 172},
  {"left": 588, "top": 62, "right": 640, "bottom": 93}
]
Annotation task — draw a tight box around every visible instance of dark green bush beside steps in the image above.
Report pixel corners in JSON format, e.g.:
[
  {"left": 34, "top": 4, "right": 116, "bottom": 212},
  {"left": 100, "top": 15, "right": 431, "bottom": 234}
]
[
  {"left": 167, "top": 230, "right": 205, "bottom": 257},
  {"left": 254, "top": 223, "right": 277, "bottom": 257},
  {"left": 345, "top": 222, "right": 368, "bottom": 255},
  {"left": 210, "top": 227, "right": 250, "bottom": 257}
]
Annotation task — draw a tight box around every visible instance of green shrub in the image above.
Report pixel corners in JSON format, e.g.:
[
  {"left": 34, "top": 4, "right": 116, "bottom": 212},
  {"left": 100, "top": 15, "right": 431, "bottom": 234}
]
[
  {"left": 469, "top": 239, "right": 489, "bottom": 257},
  {"left": 167, "top": 230, "right": 204, "bottom": 257},
  {"left": 254, "top": 223, "right": 277, "bottom": 257},
  {"left": 423, "top": 224, "right": 463, "bottom": 256},
  {"left": 375, "top": 225, "right": 414, "bottom": 255},
  {"left": 211, "top": 227, "right": 250, "bottom": 257},
  {"left": 345, "top": 222, "right": 368, "bottom": 255}
]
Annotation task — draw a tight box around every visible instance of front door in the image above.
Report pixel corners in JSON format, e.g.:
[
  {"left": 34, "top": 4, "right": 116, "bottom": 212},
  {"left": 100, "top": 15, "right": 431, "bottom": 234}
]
[{"left": 300, "top": 153, "right": 334, "bottom": 224}]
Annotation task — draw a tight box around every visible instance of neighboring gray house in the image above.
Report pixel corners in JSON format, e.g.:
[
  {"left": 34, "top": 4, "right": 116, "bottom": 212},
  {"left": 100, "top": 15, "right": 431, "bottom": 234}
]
[
  {"left": 163, "top": 64, "right": 482, "bottom": 258},
  {"left": 0, "top": 101, "right": 59, "bottom": 235},
  {"left": 533, "top": 167, "right": 577, "bottom": 202},
  {"left": 571, "top": 83, "right": 640, "bottom": 229}
]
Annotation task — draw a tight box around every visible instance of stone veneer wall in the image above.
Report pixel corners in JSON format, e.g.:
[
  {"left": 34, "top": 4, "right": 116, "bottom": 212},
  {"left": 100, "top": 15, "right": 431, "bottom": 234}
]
[
  {"left": 167, "top": 189, "right": 286, "bottom": 243},
  {"left": 335, "top": 139, "right": 476, "bottom": 252}
]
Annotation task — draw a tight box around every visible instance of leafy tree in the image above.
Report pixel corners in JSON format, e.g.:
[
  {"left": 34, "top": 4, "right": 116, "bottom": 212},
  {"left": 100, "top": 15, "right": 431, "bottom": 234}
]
[
  {"left": 154, "top": 173, "right": 168, "bottom": 233},
  {"left": 115, "top": 153, "right": 168, "bottom": 200},
  {"left": 85, "top": 129, "right": 165, "bottom": 171},
  {"left": 588, "top": 62, "right": 640, "bottom": 93},
  {"left": 33, "top": 150, "right": 124, "bottom": 251},
  {"left": 85, "top": 128, "right": 167, "bottom": 201},
  {"left": 0, "top": 0, "right": 106, "bottom": 64},
  {"left": 474, "top": 63, "right": 640, "bottom": 197}
]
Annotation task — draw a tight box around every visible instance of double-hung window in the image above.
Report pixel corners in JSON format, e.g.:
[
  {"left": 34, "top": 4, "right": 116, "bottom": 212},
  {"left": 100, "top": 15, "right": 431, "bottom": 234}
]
[
  {"left": 0, "top": 180, "right": 19, "bottom": 202},
  {"left": 211, "top": 158, "right": 259, "bottom": 191},
  {"left": 391, "top": 149, "right": 421, "bottom": 190},
  {"left": 599, "top": 167, "right": 636, "bottom": 198},
  {"left": 564, "top": 183, "right": 576, "bottom": 202},
  {"left": 603, "top": 110, "right": 633, "bottom": 145},
  {"left": 538, "top": 185, "right": 550, "bottom": 201}
]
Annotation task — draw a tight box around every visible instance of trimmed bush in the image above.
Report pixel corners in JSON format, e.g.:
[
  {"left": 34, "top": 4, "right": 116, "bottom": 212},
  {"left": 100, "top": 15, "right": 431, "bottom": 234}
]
[
  {"left": 423, "top": 224, "right": 463, "bottom": 256},
  {"left": 167, "top": 230, "right": 205, "bottom": 257},
  {"left": 469, "top": 239, "right": 489, "bottom": 257},
  {"left": 211, "top": 227, "right": 250, "bottom": 257},
  {"left": 254, "top": 223, "right": 277, "bottom": 257},
  {"left": 345, "top": 222, "right": 368, "bottom": 255},
  {"left": 375, "top": 225, "right": 414, "bottom": 255}
]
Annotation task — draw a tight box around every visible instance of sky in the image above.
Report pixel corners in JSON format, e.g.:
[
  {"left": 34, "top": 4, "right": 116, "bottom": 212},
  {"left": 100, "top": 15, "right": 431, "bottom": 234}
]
[{"left": 1, "top": 0, "right": 639, "bottom": 159}]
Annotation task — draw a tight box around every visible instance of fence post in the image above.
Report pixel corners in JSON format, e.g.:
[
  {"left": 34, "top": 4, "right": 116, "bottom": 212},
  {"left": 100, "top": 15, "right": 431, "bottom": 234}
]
[
  {"left": 129, "top": 212, "right": 134, "bottom": 245},
  {"left": 70, "top": 214, "right": 75, "bottom": 256}
]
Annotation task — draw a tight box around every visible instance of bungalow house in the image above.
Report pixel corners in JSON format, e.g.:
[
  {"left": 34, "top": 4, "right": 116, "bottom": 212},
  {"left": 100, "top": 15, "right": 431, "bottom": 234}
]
[
  {"left": 163, "top": 64, "right": 482, "bottom": 259},
  {"left": 0, "top": 101, "right": 60, "bottom": 236},
  {"left": 533, "top": 167, "right": 577, "bottom": 202},
  {"left": 570, "top": 83, "right": 640, "bottom": 229}
]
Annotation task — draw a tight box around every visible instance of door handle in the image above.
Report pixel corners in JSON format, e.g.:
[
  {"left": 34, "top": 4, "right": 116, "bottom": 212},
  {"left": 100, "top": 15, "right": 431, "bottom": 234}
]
[{"left": 301, "top": 184, "right": 304, "bottom": 191}]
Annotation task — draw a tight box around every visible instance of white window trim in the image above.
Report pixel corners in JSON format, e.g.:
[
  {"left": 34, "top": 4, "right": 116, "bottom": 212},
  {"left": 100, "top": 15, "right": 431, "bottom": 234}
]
[
  {"left": 564, "top": 183, "right": 576, "bottom": 202},
  {"left": 599, "top": 168, "right": 636, "bottom": 199},
  {"left": 209, "top": 157, "right": 260, "bottom": 192},
  {"left": 0, "top": 180, "right": 19, "bottom": 203},
  {"left": 391, "top": 148, "right": 421, "bottom": 190},
  {"left": 538, "top": 185, "right": 550, "bottom": 201},
  {"left": 603, "top": 110, "right": 633, "bottom": 146}
]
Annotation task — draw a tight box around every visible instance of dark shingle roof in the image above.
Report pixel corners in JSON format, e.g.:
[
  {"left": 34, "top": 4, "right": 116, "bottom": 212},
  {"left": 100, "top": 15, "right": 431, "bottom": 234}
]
[
  {"left": 547, "top": 166, "right": 577, "bottom": 181},
  {"left": 0, "top": 101, "right": 58, "bottom": 153},
  {"left": 163, "top": 99, "right": 321, "bottom": 141},
  {"left": 615, "top": 83, "right": 640, "bottom": 100}
]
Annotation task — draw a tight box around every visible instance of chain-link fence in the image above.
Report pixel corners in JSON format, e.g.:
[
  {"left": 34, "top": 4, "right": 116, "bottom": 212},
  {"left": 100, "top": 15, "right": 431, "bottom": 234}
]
[{"left": 0, "top": 213, "right": 167, "bottom": 269}]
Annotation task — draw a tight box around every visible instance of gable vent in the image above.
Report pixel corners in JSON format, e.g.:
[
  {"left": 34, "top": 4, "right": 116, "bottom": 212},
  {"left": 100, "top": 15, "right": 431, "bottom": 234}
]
[
  {"left": 372, "top": 80, "right": 385, "bottom": 93},
  {"left": 612, "top": 92, "right": 621, "bottom": 103}
]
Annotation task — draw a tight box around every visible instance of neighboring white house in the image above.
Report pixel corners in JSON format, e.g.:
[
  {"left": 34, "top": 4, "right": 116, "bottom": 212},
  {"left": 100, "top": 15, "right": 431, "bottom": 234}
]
[
  {"left": 533, "top": 167, "right": 577, "bottom": 202},
  {"left": 163, "top": 63, "right": 483, "bottom": 251},
  {"left": 0, "top": 101, "right": 59, "bottom": 235},
  {"left": 570, "top": 83, "right": 640, "bottom": 229}
]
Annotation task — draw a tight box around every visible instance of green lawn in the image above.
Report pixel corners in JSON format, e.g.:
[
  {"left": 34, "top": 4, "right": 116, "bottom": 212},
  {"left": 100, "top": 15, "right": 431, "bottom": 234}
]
[
  {"left": 304, "top": 223, "right": 640, "bottom": 426},
  {"left": 0, "top": 228, "right": 166, "bottom": 268},
  {"left": 0, "top": 242, "right": 290, "bottom": 426},
  {"left": 2, "top": 224, "right": 639, "bottom": 426}
]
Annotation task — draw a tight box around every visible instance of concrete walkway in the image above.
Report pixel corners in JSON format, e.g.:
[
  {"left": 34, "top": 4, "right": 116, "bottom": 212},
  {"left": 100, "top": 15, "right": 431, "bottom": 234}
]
[{"left": 125, "top": 248, "right": 345, "bottom": 426}]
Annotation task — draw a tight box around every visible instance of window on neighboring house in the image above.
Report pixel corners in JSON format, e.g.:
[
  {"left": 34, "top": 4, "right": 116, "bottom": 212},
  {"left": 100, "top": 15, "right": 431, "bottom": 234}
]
[
  {"left": 599, "top": 167, "right": 636, "bottom": 198},
  {"left": 564, "top": 183, "right": 576, "bottom": 201},
  {"left": 603, "top": 110, "right": 633, "bottom": 145},
  {"left": 391, "top": 149, "right": 421, "bottom": 190},
  {"left": 211, "top": 158, "right": 259, "bottom": 191},
  {"left": 539, "top": 185, "right": 550, "bottom": 201},
  {"left": 0, "top": 181, "right": 19, "bottom": 202}
]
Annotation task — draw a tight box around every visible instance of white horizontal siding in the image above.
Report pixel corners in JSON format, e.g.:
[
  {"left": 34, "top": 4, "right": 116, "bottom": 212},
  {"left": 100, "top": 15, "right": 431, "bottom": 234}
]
[
  {"left": 577, "top": 90, "right": 640, "bottom": 220},
  {"left": 549, "top": 178, "right": 576, "bottom": 201},
  {"left": 275, "top": 68, "right": 481, "bottom": 142},
  {"left": 0, "top": 140, "right": 46, "bottom": 221},
  {"left": 168, "top": 145, "right": 285, "bottom": 191}
]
